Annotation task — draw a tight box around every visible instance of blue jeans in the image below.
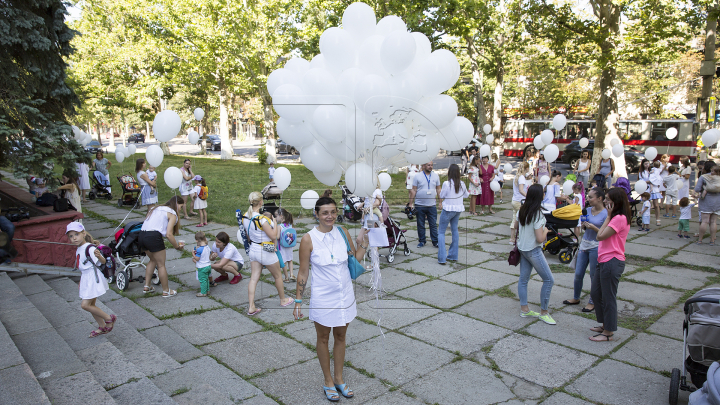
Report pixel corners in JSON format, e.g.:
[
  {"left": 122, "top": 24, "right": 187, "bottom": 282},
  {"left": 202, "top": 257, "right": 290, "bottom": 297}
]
[
  {"left": 0, "top": 216, "right": 15, "bottom": 260},
  {"left": 574, "top": 247, "right": 597, "bottom": 303},
  {"left": 437, "top": 210, "right": 460, "bottom": 263},
  {"left": 518, "top": 246, "right": 554, "bottom": 311},
  {"left": 415, "top": 205, "right": 438, "bottom": 245}
]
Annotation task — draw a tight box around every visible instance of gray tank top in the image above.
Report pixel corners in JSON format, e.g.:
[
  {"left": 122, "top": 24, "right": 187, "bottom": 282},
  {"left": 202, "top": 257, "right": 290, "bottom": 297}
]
[{"left": 600, "top": 159, "right": 612, "bottom": 175}]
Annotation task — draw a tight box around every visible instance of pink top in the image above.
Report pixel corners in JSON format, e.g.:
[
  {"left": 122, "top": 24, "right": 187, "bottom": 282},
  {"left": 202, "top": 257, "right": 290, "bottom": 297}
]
[{"left": 598, "top": 215, "right": 630, "bottom": 263}]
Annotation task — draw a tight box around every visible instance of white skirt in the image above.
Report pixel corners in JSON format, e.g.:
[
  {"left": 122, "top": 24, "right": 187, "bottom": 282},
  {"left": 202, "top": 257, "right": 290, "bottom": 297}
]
[
  {"left": 194, "top": 198, "right": 208, "bottom": 210},
  {"left": 248, "top": 246, "right": 279, "bottom": 266},
  {"left": 280, "top": 246, "right": 293, "bottom": 262},
  {"left": 79, "top": 269, "right": 109, "bottom": 300},
  {"left": 141, "top": 185, "right": 158, "bottom": 205},
  {"left": 78, "top": 175, "right": 90, "bottom": 190}
]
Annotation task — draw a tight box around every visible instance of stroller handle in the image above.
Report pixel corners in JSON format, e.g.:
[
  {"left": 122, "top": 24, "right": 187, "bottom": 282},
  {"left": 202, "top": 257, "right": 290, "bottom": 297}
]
[{"left": 684, "top": 297, "right": 720, "bottom": 315}]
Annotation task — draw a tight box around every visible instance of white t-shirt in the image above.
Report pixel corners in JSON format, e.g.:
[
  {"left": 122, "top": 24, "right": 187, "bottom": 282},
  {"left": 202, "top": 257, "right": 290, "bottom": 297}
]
[
  {"left": 141, "top": 206, "right": 176, "bottom": 236},
  {"left": 364, "top": 189, "right": 383, "bottom": 210},
  {"left": 147, "top": 170, "right": 157, "bottom": 182},
  {"left": 406, "top": 166, "right": 419, "bottom": 189},
  {"left": 663, "top": 173, "right": 680, "bottom": 193},
  {"left": 76, "top": 243, "right": 98, "bottom": 272},
  {"left": 542, "top": 183, "right": 560, "bottom": 208},
  {"left": 494, "top": 167, "right": 504, "bottom": 183},
  {"left": 642, "top": 200, "right": 651, "bottom": 219},
  {"left": 679, "top": 203, "right": 695, "bottom": 220},
  {"left": 268, "top": 167, "right": 276, "bottom": 177},
  {"left": 512, "top": 175, "right": 527, "bottom": 202},
  {"left": 194, "top": 245, "right": 211, "bottom": 268},
  {"left": 242, "top": 213, "right": 274, "bottom": 245},
  {"left": 137, "top": 170, "right": 148, "bottom": 186},
  {"left": 192, "top": 185, "right": 201, "bottom": 197},
  {"left": 211, "top": 242, "right": 244, "bottom": 264}
]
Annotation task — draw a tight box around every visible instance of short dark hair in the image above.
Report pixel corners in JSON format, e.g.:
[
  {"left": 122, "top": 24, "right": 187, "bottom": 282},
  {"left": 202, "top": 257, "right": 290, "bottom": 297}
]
[
  {"left": 314, "top": 197, "right": 337, "bottom": 213},
  {"left": 216, "top": 232, "right": 230, "bottom": 244}
]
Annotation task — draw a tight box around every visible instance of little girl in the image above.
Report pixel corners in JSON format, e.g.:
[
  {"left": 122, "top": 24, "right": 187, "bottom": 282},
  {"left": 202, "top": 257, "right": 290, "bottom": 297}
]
[
  {"left": 274, "top": 208, "right": 295, "bottom": 282},
  {"left": 493, "top": 157, "right": 504, "bottom": 203},
  {"left": 649, "top": 161, "right": 664, "bottom": 226},
  {"left": 639, "top": 192, "right": 651, "bottom": 232},
  {"left": 678, "top": 197, "right": 695, "bottom": 238},
  {"left": 571, "top": 182, "right": 585, "bottom": 237},
  {"left": 192, "top": 175, "right": 208, "bottom": 227},
  {"left": 193, "top": 231, "right": 212, "bottom": 297},
  {"left": 147, "top": 165, "right": 158, "bottom": 196},
  {"left": 66, "top": 222, "right": 116, "bottom": 338},
  {"left": 468, "top": 156, "right": 481, "bottom": 215}
]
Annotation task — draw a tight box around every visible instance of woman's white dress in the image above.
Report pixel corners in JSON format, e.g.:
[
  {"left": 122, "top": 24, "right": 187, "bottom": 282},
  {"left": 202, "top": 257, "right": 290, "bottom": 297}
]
[
  {"left": 76, "top": 163, "right": 90, "bottom": 190},
  {"left": 308, "top": 226, "right": 356, "bottom": 328}
]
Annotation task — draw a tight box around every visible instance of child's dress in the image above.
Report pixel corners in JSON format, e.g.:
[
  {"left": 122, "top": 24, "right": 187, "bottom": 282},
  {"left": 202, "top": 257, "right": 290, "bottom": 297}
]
[
  {"left": 193, "top": 185, "right": 208, "bottom": 210},
  {"left": 642, "top": 200, "right": 651, "bottom": 225},
  {"left": 76, "top": 243, "right": 109, "bottom": 300},
  {"left": 76, "top": 163, "right": 90, "bottom": 191},
  {"left": 146, "top": 170, "right": 159, "bottom": 204},
  {"left": 278, "top": 223, "right": 294, "bottom": 263},
  {"left": 468, "top": 166, "right": 481, "bottom": 195},
  {"left": 649, "top": 168, "right": 663, "bottom": 200}
]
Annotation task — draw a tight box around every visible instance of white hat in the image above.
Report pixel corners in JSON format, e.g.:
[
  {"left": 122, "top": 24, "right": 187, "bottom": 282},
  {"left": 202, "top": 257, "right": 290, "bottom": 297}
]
[{"left": 65, "top": 222, "right": 85, "bottom": 234}]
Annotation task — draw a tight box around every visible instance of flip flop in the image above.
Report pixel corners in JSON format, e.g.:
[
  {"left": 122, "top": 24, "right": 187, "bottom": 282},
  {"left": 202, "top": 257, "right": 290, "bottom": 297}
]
[
  {"left": 589, "top": 333, "right": 613, "bottom": 342},
  {"left": 247, "top": 308, "right": 262, "bottom": 316},
  {"left": 281, "top": 298, "right": 294, "bottom": 307},
  {"left": 334, "top": 383, "right": 354, "bottom": 398}
]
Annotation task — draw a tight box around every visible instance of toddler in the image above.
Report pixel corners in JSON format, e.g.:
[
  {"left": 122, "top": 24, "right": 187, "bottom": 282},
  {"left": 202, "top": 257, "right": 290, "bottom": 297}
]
[
  {"left": 274, "top": 208, "right": 295, "bottom": 282},
  {"left": 571, "top": 181, "right": 585, "bottom": 237},
  {"left": 192, "top": 176, "right": 208, "bottom": 227},
  {"left": 268, "top": 163, "right": 275, "bottom": 180},
  {"left": 639, "top": 192, "right": 651, "bottom": 232},
  {"left": 147, "top": 165, "right": 158, "bottom": 196},
  {"left": 700, "top": 166, "right": 720, "bottom": 200},
  {"left": 663, "top": 166, "right": 680, "bottom": 218},
  {"left": 193, "top": 231, "right": 212, "bottom": 297},
  {"left": 649, "top": 161, "right": 664, "bottom": 225},
  {"left": 66, "top": 222, "right": 116, "bottom": 337},
  {"left": 677, "top": 197, "right": 695, "bottom": 239}
]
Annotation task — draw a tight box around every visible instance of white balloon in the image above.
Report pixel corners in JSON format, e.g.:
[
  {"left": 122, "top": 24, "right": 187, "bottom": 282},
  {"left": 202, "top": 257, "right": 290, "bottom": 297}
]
[
  {"left": 666, "top": 127, "right": 678, "bottom": 140},
  {"left": 164, "top": 167, "right": 183, "bottom": 189},
  {"left": 539, "top": 175, "right": 550, "bottom": 186},
  {"left": 301, "top": 190, "right": 320, "bottom": 210},
  {"left": 342, "top": 2, "right": 376, "bottom": 40},
  {"left": 374, "top": 122, "right": 407, "bottom": 157},
  {"left": 145, "top": 144, "right": 164, "bottom": 167},
  {"left": 116, "top": 145, "right": 129, "bottom": 157},
  {"left": 115, "top": 151, "right": 125, "bottom": 163},
  {"left": 415, "top": 50, "right": 459, "bottom": 96},
  {"left": 303, "top": 68, "right": 339, "bottom": 98},
  {"left": 601, "top": 149, "right": 611, "bottom": 159},
  {"left": 128, "top": 144, "right": 137, "bottom": 155},
  {"left": 544, "top": 144, "right": 559, "bottom": 163},
  {"left": 635, "top": 179, "right": 648, "bottom": 194},
  {"left": 438, "top": 116, "right": 474, "bottom": 151},
  {"left": 375, "top": 15, "right": 406, "bottom": 36},
  {"left": 358, "top": 35, "right": 389, "bottom": 76},
  {"left": 483, "top": 124, "right": 491, "bottom": 135},
  {"left": 314, "top": 169, "right": 343, "bottom": 186},
  {"left": 79, "top": 133, "right": 91, "bottom": 146},
  {"left": 644, "top": 146, "right": 658, "bottom": 161},
  {"left": 552, "top": 114, "right": 567, "bottom": 131},
  {"left": 313, "top": 105, "right": 347, "bottom": 142},
  {"left": 378, "top": 172, "right": 392, "bottom": 191},
  {"left": 319, "top": 27, "right": 355, "bottom": 71},
  {"left": 354, "top": 74, "right": 391, "bottom": 115},
  {"left": 416, "top": 94, "right": 458, "bottom": 130},
  {"left": 702, "top": 128, "right": 720, "bottom": 146},
  {"left": 612, "top": 143, "right": 624, "bottom": 158},
  {"left": 410, "top": 32, "right": 431, "bottom": 64},
  {"left": 273, "top": 167, "right": 291, "bottom": 191},
  {"left": 71, "top": 125, "right": 81, "bottom": 139},
  {"left": 579, "top": 137, "right": 589, "bottom": 148},
  {"left": 345, "top": 162, "right": 376, "bottom": 197},
  {"left": 284, "top": 58, "right": 311, "bottom": 76},
  {"left": 267, "top": 68, "right": 300, "bottom": 97},
  {"left": 610, "top": 138, "right": 620, "bottom": 147},
  {"left": 152, "top": 110, "right": 182, "bottom": 142},
  {"left": 300, "top": 142, "right": 336, "bottom": 173},
  {"left": 533, "top": 136, "right": 544, "bottom": 150},
  {"left": 504, "top": 163, "right": 513, "bottom": 173},
  {"left": 272, "top": 84, "right": 309, "bottom": 124},
  {"left": 193, "top": 108, "right": 205, "bottom": 121},
  {"left": 540, "top": 129, "right": 553, "bottom": 146},
  {"left": 276, "top": 118, "right": 314, "bottom": 149},
  {"left": 309, "top": 53, "right": 328, "bottom": 71},
  {"left": 337, "top": 68, "right": 366, "bottom": 100},
  {"left": 480, "top": 144, "right": 491, "bottom": 157},
  {"left": 563, "top": 180, "right": 575, "bottom": 196},
  {"left": 486, "top": 134, "right": 494, "bottom": 144},
  {"left": 389, "top": 73, "right": 421, "bottom": 109},
  {"left": 490, "top": 180, "right": 501, "bottom": 192},
  {"left": 188, "top": 131, "right": 199, "bottom": 145},
  {"left": 380, "top": 31, "right": 416, "bottom": 74}
]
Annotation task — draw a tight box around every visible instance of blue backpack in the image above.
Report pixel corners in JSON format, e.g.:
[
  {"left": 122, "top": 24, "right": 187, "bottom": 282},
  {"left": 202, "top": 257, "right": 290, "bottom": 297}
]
[{"left": 279, "top": 224, "right": 297, "bottom": 248}]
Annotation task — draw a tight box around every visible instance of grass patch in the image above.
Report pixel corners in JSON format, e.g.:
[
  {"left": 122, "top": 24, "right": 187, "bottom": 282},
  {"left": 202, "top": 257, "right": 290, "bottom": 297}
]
[
  {"left": 156, "top": 305, "right": 216, "bottom": 320},
  {"left": 170, "top": 387, "right": 190, "bottom": 396},
  {"left": 345, "top": 360, "right": 375, "bottom": 378},
  {"left": 494, "top": 286, "right": 515, "bottom": 299}
]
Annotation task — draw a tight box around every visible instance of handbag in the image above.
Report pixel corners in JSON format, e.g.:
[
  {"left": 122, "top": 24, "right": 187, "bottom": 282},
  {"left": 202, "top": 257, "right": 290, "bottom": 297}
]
[
  {"left": 508, "top": 239, "right": 520, "bottom": 267},
  {"left": 336, "top": 226, "right": 365, "bottom": 280}
]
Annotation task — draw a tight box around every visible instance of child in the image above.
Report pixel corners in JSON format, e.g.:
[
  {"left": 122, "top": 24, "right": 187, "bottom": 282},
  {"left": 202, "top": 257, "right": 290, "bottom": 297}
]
[
  {"left": 66, "top": 222, "right": 116, "bottom": 337},
  {"left": 274, "top": 208, "right": 295, "bottom": 282},
  {"left": 193, "top": 231, "right": 212, "bottom": 297},
  {"left": 192, "top": 175, "right": 208, "bottom": 227},
  {"left": 494, "top": 159, "right": 505, "bottom": 203},
  {"left": 268, "top": 163, "right": 275, "bottom": 180},
  {"left": 639, "top": 192, "right": 651, "bottom": 232},
  {"left": 147, "top": 165, "right": 158, "bottom": 196},
  {"left": 649, "top": 161, "right": 664, "bottom": 225},
  {"left": 678, "top": 197, "right": 695, "bottom": 239},
  {"left": 663, "top": 166, "right": 680, "bottom": 218},
  {"left": 32, "top": 177, "right": 47, "bottom": 196},
  {"left": 571, "top": 182, "right": 585, "bottom": 237},
  {"left": 700, "top": 166, "right": 720, "bottom": 200},
  {"left": 467, "top": 156, "right": 481, "bottom": 215}
]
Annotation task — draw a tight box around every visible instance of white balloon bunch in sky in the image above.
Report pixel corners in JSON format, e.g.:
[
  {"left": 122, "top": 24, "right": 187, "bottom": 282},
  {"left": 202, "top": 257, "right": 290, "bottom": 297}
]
[
  {"left": 71, "top": 126, "right": 93, "bottom": 147},
  {"left": 144, "top": 110, "right": 183, "bottom": 171},
  {"left": 530, "top": 114, "right": 566, "bottom": 164},
  {"left": 701, "top": 128, "right": 720, "bottom": 147},
  {"left": 268, "top": 2, "right": 470, "bottom": 197}
]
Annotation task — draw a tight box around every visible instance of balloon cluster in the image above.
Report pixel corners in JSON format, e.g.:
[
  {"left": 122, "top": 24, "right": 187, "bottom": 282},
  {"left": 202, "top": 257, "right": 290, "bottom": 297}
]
[
  {"left": 701, "top": 128, "right": 720, "bottom": 148},
  {"left": 530, "top": 114, "right": 566, "bottom": 164},
  {"left": 268, "top": 2, "right": 471, "bottom": 197},
  {"left": 71, "top": 126, "right": 93, "bottom": 147},
  {"left": 143, "top": 110, "right": 183, "bottom": 171},
  {"left": 115, "top": 144, "right": 137, "bottom": 163}
]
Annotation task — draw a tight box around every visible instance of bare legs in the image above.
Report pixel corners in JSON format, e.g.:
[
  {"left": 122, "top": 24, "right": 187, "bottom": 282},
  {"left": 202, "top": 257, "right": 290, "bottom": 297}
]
[
  {"left": 248, "top": 260, "right": 292, "bottom": 313},
  {"left": 315, "top": 323, "right": 349, "bottom": 391},
  {"left": 653, "top": 199, "right": 661, "bottom": 224},
  {"left": 698, "top": 213, "right": 717, "bottom": 243},
  {"left": 144, "top": 249, "right": 170, "bottom": 292},
  {"left": 81, "top": 298, "right": 110, "bottom": 330},
  {"left": 469, "top": 197, "right": 476, "bottom": 215}
]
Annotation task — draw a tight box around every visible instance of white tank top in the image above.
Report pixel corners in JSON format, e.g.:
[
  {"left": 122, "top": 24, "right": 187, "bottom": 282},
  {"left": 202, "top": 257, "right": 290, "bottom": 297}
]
[
  {"left": 577, "top": 159, "right": 589, "bottom": 172},
  {"left": 141, "top": 206, "right": 176, "bottom": 236}
]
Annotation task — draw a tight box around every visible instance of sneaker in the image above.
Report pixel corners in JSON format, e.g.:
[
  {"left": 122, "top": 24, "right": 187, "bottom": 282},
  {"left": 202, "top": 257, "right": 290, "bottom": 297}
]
[
  {"left": 520, "top": 310, "right": 540, "bottom": 318},
  {"left": 229, "top": 274, "right": 243, "bottom": 284},
  {"left": 684, "top": 235, "right": 691, "bottom": 239},
  {"left": 417, "top": 242, "right": 425, "bottom": 248},
  {"left": 432, "top": 243, "right": 439, "bottom": 248},
  {"left": 214, "top": 274, "right": 229, "bottom": 283},
  {"left": 678, "top": 234, "right": 683, "bottom": 238},
  {"left": 539, "top": 313, "right": 557, "bottom": 325},
  {"left": 500, "top": 199, "right": 503, "bottom": 203}
]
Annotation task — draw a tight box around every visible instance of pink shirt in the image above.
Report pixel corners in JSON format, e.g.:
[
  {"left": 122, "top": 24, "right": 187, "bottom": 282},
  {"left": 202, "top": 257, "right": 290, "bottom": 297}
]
[{"left": 598, "top": 215, "right": 630, "bottom": 263}]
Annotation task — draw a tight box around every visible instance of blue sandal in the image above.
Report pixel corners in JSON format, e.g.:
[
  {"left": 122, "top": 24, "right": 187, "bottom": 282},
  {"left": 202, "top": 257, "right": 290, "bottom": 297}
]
[
  {"left": 335, "top": 383, "right": 354, "bottom": 398},
  {"left": 322, "top": 386, "right": 340, "bottom": 402}
]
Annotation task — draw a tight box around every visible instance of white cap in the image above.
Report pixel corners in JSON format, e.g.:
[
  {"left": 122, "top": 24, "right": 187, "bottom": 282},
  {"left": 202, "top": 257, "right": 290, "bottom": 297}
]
[{"left": 65, "top": 222, "right": 85, "bottom": 234}]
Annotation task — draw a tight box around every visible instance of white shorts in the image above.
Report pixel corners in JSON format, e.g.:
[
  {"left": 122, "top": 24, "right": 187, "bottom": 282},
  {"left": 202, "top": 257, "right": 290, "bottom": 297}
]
[
  {"left": 249, "top": 247, "right": 279, "bottom": 266},
  {"left": 664, "top": 193, "right": 677, "bottom": 205}
]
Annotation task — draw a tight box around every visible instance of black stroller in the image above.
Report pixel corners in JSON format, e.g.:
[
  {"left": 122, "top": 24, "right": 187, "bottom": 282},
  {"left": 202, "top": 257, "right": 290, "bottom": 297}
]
[
  {"left": 378, "top": 216, "right": 411, "bottom": 263},
  {"left": 339, "top": 185, "right": 363, "bottom": 222},
  {"left": 260, "top": 182, "right": 282, "bottom": 217},
  {"left": 88, "top": 171, "right": 113, "bottom": 201},
  {"left": 543, "top": 211, "right": 580, "bottom": 264},
  {"left": 108, "top": 221, "right": 157, "bottom": 291},
  {"left": 613, "top": 177, "right": 642, "bottom": 226},
  {"left": 669, "top": 288, "right": 720, "bottom": 405},
  {"left": 117, "top": 173, "right": 141, "bottom": 208}
]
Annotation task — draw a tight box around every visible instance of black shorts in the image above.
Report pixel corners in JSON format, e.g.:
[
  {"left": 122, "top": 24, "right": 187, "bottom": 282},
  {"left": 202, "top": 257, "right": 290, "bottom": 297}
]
[{"left": 138, "top": 230, "right": 165, "bottom": 253}]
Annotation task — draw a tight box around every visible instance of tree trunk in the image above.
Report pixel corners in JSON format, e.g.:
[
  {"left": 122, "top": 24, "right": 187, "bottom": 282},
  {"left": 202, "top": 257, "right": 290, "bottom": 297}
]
[
  {"left": 218, "top": 77, "right": 233, "bottom": 160},
  {"left": 492, "top": 61, "right": 504, "bottom": 137},
  {"left": 466, "top": 35, "right": 486, "bottom": 138},
  {"left": 201, "top": 109, "right": 208, "bottom": 155},
  {"left": 109, "top": 115, "right": 115, "bottom": 150},
  {"left": 262, "top": 94, "right": 277, "bottom": 163},
  {"left": 95, "top": 121, "right": 101, "bottom": 143},
  {"left": 699, "top": 0, "right": 719, "bottom": 133}
]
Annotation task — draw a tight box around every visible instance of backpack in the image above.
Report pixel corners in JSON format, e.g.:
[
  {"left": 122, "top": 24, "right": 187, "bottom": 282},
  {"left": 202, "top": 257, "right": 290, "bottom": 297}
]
[
  {"left": 83, "top": 244, "right": 116, "bottom": 283},
  {"left": 53, "top": 198, "right": 69, "bottom": 212},
  {"left": 279, "top": 224, "right": 297, "bottom": 248},
  {"left": 235, "top": 211, "right": 272, "bottom": 254},
  {"left": 198, "top": 185, "right": 208, "bottom": 200},
  {"left": 36, "top": 193, "right": 58, "bottom": 207}
]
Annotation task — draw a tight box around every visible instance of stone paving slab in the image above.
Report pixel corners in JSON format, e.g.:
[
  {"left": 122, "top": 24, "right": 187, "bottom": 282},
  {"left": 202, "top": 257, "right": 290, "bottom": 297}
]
[
  {"left": 0, "top": 363, "right": 51, "bottom": 405},
  {"left": 346, "top": 332, "right": 455, "bottom": 386},
  {"left": 172, "top": 383, "right": 234, "bottom": 405},
  {"left": 104, "top": 297, "right": 164, "bottom": 331},
  {"left": 540, "top": 392, "right": 594, "bottom": 405},
  {"left": 403, "top": 360, "right": 515, "bottom": 405},
  {"left": 652, "top": 265, "right": 716, "bottom": 281},
  {"left": 525, "top": 312, "right": 632, "bottom": 356},
  {"left": 363, "top": 391, "right": 426, "bottom": 405},
  {"left": 454, "top": 295, "right": 536, "bottom": 330},
  {"left": 666, "top": 251, "right": 719, "bottom": 269},
  {"left": 478, "top": 259, "right": 522, "bottom": 275},
  {"left": 118, "top": 277, "right": 184, "bottom": 299},
  {"left": 626, "top": 270, "right": 706, "bottom": 290},
  {"left": 682, "top": 242, "right": 720, "bottom": 256},
  {"left": 356, "top": 299, "right": 441, "bottom": 330},
  {"left": 39, "top": 370, "right": 114, "bottom": 405},
  {"left": 56, "top": 320, "right": 111, "bottom": 353},
  {"left": 141, "top": 325, "right": 204, "bottom": 363},
  {"left": 12, "top": 327, "right": 87, "bottom": 382},
  {"left": 624, "top": 242, "right": 673, "bottom": 258},
  {"left": 354, "top": 267, "right": 428, "bottom": 293},
  {"left": 97, "top": 286, "right": 122, "bottom": 302},
  {"left": 203, "top": 331, "right": 315, "bottom": 377},
  {"left": 135, "top": 291, "right": 223, "bottom": 318},
  {"left": 0, "top": 321, "right": 24, "bottom": 370},
  {"left": 284, "top": 317, "right": 382, "bottom": 351},
  {"left": 539, "top": 271, "right": 590, "bottom": 293},
  {"left": 441, "top": 268, "right": 518, "bottom": 292},
  {"left": 400, "top": 312, "right": 510, "bottom": 356},
  {"left": 251, "top": 297, "right": 298, "bottom": 324},
  {"left": 647, "top": 304, "right": 684, "bottom": 341},
  {"left": 76, "top": 341, "right": 144, "bottom": 389},
  {"left": 165, "top": 308, "right": 262, "bottom": 345},
  {"left": 12, "top": 274, "right": 52, "bottom": 296},
  {"left": 508, "top": 280, "right": 574, "bottom": 310},
  {"left": 455, "top": 248, "right": 495, "bottom": 266},
  {"left": 489, "top": 333, "right": 596, "bottom": 388},
  {"left": 45, "top": 277, "right": 82, "bottom": 302},
  {"left": 616, "top": 281, "right": 684, "bottom": 308},
  {"left": 164, "top": 257, "right": 197, "bottom": 275},
  {"left": 394, "top": 258, "right": 464, "bottom": 277},
  {"left": 104, "top": 320, "right": 181, "bottom": 377},
  {"left": 631, "top": 235, "right": 691, "bottom": 249},
  {"left": 108, "top": 376, "right": 175, "bottom": 405},
  {"left": 566, "top": 359, "right": 672, "bottom": 405},
  {"left": 199, "top": 280, "right": 277, "bottom": 307},
  {"left": 610, "top": 332, "right": 680, "bottom": 373},
  {"left": 253, "top": 357, "right": 389, "bottom": 405},
  {"left": 0, "top": 306, "right": 53, "bottom": 336},
  {"left": 394, "top": 279, "right": 483, "bottom": 308},
  {"left": 481, "top": 224, "right": 513, "bottom": 235}
]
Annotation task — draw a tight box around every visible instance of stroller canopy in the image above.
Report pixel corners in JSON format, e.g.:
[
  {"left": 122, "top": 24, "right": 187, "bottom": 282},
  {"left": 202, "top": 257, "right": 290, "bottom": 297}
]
[{"left": 688, "top": 288, "right": 720, "bottom": 367}]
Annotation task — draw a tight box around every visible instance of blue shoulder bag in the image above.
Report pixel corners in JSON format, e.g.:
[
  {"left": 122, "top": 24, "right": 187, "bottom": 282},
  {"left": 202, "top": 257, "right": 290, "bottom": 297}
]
[{"left": 336, "top": 226, "right": 365, "bottom": 280}]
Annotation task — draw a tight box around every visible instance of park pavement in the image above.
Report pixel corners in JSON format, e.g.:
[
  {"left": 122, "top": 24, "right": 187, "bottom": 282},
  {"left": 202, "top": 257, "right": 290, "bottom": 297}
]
[{"left": 1, "top": 171, "right": 719, "bottom": 404}]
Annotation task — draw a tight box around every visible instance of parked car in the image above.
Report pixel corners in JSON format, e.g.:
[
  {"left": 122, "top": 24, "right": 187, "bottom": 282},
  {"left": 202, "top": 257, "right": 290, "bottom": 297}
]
[
  {"left": 276, "top": 140, "right": 298, "bottom": 155},
  {"left": 85, "top": 140, "right": 105, "bottom": 155},
  {"left": 128, "top": 133, "right": 145, "bottom": 143},
  {"left": 562, "top": 140, "right": 642, "bottom": 173},
  {"left": 206, "top": 134, "right": 221, "bottom": 151},
  {"left": 105, "top": 132, "right": 120, "bottom": 139}
]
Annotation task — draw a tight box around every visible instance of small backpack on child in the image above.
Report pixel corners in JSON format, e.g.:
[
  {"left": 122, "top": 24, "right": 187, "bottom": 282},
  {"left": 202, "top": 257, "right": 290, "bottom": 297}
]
[
  {"left": 198, "top": 185, "right": 209, "bottom": 200},
  {"left": 82, "top": 244, "right": 116, "bottom": 283},
  {"left": 279, "top": 224, "right": 297, "bottom": 248}
]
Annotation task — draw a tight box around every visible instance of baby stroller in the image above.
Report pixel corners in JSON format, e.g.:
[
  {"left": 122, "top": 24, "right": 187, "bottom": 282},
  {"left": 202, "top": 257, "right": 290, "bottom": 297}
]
[
  {"left": 613, "top": 177, "right": 642, "bottom": 226},
  {"left": 108, "top": 221, "right": 157, "bottom": 291},
  {"left": 669, "top": 288, "right": 720, "bottom": 405},
  {"left": 543, "top": 206, "right": 580, "bottom": 264},
  {"left": 340, "top": 185, "right": 363, "bottom": 222},
  {"left": 260, "top": 182, "right": 282, "bottom": 217},
  {"left": 88, "top": 170, "right": 112, "bottom": 200},
  {"left": 117, "top": 173, "right": 141, "bottom": 208},
  {"left": 592, "top": 173, "right": 607, "bottom": 191},
  {"left": 377, "top": 216, "right": 411, "bottom": 263}
]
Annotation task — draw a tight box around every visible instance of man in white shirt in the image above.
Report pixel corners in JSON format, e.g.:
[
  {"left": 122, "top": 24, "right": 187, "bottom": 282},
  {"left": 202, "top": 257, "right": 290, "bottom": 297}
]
[{"left": 408, "top": 161, "right": 441, "bottom": 248}]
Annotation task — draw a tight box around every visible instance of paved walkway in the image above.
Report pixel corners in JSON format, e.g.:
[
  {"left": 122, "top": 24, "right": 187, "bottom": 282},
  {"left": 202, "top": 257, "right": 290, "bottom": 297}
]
[{"left": 1, "top": 169, "right": 719, "bottom": 404}]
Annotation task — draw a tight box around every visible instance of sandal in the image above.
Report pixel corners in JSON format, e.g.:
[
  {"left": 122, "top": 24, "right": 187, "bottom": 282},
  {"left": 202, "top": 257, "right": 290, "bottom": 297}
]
[
  {"left": 656, "top": 220, "right": 661, "bottom": 226},
  {"left": 103, "top": 315, "right": 117, "bottom": 332},
  {"left": 489, "top": 210, "right": 495, "bottom": 214},
  {"left": 334, "top": 383, "right": 354, "bottom": 398},
  {"left": 590, "top": 326, "right": 604, "bottom": 333},
  {"left": 589, "top": 333, "right": 614, "bottom": 342},
  {"left": 189, "top": 212, "right": 197, "bottom": 216},
  {"left": 290, "top": 276, "right": 296, "bottom": 281},
  {"left": 322, "top": 386, "right": 340, "bottom": 402},
  {"left": 162, "top": 289, "right": 177, "bottom": 298},
  {"left": 89, "top": 328, "right": 106, "bottom": 338},
  {"left": 143, "top": 285, "right": 155, "bottom": 294}
]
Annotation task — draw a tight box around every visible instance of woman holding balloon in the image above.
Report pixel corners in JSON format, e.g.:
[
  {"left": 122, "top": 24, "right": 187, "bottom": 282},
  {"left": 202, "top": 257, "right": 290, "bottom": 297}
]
[{"left": 178, "top": 159, "right": 196, "bottom": 220}]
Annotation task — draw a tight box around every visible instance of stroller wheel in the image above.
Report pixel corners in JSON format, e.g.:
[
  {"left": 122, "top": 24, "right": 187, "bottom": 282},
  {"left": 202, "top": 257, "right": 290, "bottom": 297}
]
[
  {"left": 89, "top": 192, "right": 96, "bottom": 200},
  {"left": 106, "top": 275, "right": 114, "bottom": 285},
  {"left": 151, "top": 269, "right": 160, "bottom": 285},
  {"left": 404, "top": 247, "right": 411, "bottom": 256},
  {"left": 669, "top": 368, "right": 680, "bottom": 405},
  {"left": 387, "top": 254, "right": 395, "bottom": 263},
  {"left": 636, "top": 216, "right": 643, "bottom": 227},
  {"left": 105, "top": 193, "right": 113, "bottom": 200},
  {"left": 336, "top": 214, "right": 343, "bottom": 223},
  {"left": 116, "top": 270, "right": 128, "bottom": 291},
  {"left": 559, "top": 249, "right": 573, "bottom": 264}
]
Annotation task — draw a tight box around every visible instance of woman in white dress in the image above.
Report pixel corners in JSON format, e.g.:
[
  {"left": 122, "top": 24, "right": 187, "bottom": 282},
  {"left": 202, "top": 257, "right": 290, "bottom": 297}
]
[
  {"left": 293, "top": 196, "right": 369, "bottom": 402},
  {"left": 76, "top": 161, "right": 90, "bottom": 202},
  {"left": 136, "top": 158, "right": 157, "bottom": 213},
  {"left": 178, "top": 159, "right": 196, "bottom": 219},
  {"left": 58, "top": 172, "right": 82, "bottom": 215}
]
